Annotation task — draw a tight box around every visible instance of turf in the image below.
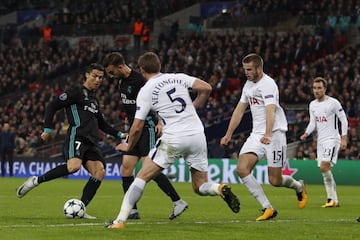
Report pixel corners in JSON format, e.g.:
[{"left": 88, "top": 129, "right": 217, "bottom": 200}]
[{"left": 1, "top": 178, "right": 360, "bottom": 240}]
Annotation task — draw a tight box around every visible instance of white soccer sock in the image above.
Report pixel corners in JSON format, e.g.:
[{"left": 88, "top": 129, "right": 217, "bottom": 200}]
[
  {"left": 322, "top": 170, "right": 338, "bottom": 202},
  {"left": 199, "top": 182, "right": 220, "bottom": 196},
  {"left": 114, "top": 177, "right": 146, "bottom": 223},
  {"left": 332, "top": 175, "right": 338, "bottom": 203},
  {"left": 281, "top": 175, "right": 302, "bottom": 192},
  {"left": 242, "top": 174, "right": 272, "bottom": 209}
]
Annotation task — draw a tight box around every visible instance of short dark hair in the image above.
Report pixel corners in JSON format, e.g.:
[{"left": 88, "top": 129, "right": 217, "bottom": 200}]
[
  {"left": 242, "top": 53, "right": 263, "bottom": 69},
  {"left": 86, "top": 63, "right": 104, "bottom": 74},
  {"left": 313, "top": 77, "right": 327, "bottom": 88},
  {"left": 138, "top": 52, "right": 161, "bottom": 74},
  {"left": 102, "top": 52, "right": 125, "bottom": 67}
]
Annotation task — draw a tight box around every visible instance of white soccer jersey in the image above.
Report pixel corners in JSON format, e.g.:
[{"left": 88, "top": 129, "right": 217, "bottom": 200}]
[
  {"left": 135, "top": 73, "right": 204, "bottom": 137},
  {"left": 305, "top": 96, "right": 348, "bottom": 143},
  {"left": 240, "top": 74, "right": 288, "bottom": 134}
]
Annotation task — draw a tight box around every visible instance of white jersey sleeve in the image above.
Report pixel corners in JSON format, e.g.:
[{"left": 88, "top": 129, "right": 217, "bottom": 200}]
[
  {"left": 333, "top": 98, "right": 348, "bottom": 136},
  {"left": 135, "top": 86, "right": 152, "bottom": 121},
  {"left": 305, "top": 101, "right": 317, "bottom": 135}
]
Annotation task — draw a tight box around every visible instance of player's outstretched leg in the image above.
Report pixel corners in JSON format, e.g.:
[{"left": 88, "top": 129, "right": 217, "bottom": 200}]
[
  {"left": 17, "top": 176, "right": 38, "bottom": 198},
  {"left": 219, "top": 184, "right": 240, "bottom": 213}
]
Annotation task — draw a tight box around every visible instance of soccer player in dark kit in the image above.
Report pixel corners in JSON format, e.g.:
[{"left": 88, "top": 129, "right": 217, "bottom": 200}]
[{"left": 17, "top": 63, "right": 125, "bottom": 219}]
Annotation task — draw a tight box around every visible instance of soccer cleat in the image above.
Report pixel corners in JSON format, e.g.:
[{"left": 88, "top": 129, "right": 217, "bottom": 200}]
[
  {"left": 128, "top": 209, "right": 141, "bottom": 220},
  {"left": 83, "top": 213, "right": 97, "bottom": 219},
  {"left": 219, "top": 184, "right": 240, "bottom": 213},
  {"left": 321, "top": 199, "right": 339, "bottom": 208},
  {"left": 297, "top": 180, "right": 308, "bottom": 209},
  {"left": 16, "top": 176, "right": 38, "bottom": 198},
  {"left": 169, "top": 199, "right": 188, "bottom": 220},
  {"left": 256, "top": 208, "right": 278, "bottom": 221},
  {"left": 105, "top": 221, "right": 125, "bottom": 229},
  {"left": 357, "top": 217, "right": 360, "bottom": 222}
]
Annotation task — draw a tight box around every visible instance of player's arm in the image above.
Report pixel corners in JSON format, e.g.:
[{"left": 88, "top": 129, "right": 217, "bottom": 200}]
[
  {"left": 221, "top": 101, "right": 248, "bottom": 146},
  {"left": 260, "top": 84, "right": 279, "bottom": 144},
  {"left": 41, "top": 90, "right": 75, "bottom": 142},
  {"left": 116, "top": 118, "right": 145, "bottom": 152},
  {"left": 260, "top": 104, "right": 275, "bottom": 144},
  {"left": 340, "top": 133, "right": 348, "bottom": 150},
  {"left": 191, "top": 78, "right": 212, "bottom": 108},
  {"left": 336, "top": 102, "right": 348, "bottom": 150},
  {"left": 97, "top": 112, "right": 125, "bottom": 139},
  {"left": 300, "top": 104, "right": 315, "bottom": 141},
  {"left": 153, "top": 111, "right": 163, "bottom": 137}
]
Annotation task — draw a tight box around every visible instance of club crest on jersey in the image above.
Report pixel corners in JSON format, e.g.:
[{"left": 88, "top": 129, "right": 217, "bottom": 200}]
[
  {"left": 59, "top": 93, "right": 67, "bottom": 101},
  {"left": 316, "top": 116, "right": 327, "bottom": 122}
]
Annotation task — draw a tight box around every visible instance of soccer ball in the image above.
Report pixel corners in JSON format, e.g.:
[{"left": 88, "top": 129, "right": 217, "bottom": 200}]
[{"left": 63, "top": 199, "right": 86, "bottom": 219}]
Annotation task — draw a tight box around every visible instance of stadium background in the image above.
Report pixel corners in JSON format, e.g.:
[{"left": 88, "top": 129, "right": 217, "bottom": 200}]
[{"left": 0, "top": 0, "right": 359, "bottom": 183}]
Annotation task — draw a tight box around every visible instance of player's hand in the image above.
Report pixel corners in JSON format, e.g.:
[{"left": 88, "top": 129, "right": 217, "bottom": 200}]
[
  {"left": 340, "top": 138, "right": 347, "bottom": 150},
  {"left": 40, "top": 132, "right": 51, "bottom": 142},
  {"left": 115, "top": 142, "right": 128, "bottom": 152},
  {"left": 260, "top": 136, "right": 271, "bottom": 144},
  {"left": 155, "top": 123, "right": 163, "bottom": 137},
  {"left": 300, "top": 133, "right": 307, "bottom": 141},
  {"left": 220, "top": 136, "right": 231, "bottom": 146}
]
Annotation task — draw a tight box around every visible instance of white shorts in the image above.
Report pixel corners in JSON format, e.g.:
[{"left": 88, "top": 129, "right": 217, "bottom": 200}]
[
  {"left": 316, "top": 140, "right": 340, "bottom": 167},
  {"left": 148, "top": 132, "right": 208, "bottom": 172},
  {"left": 240, "top": 131, "right": 287, "bottom": 168}
]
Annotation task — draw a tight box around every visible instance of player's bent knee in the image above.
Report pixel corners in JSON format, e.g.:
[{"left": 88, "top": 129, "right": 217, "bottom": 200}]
[
  {"left": 236, "top": 168, "right": 249, "bottom": 178},
  {"left": 67, "top": 164, "right": 81, "bottom": 173},
  {"left": 92, "top": 168, "right": 105, "bottom": 180}
]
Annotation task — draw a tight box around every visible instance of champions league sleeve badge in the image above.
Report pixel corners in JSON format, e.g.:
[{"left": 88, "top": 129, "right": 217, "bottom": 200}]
[{"left": 59, "top": 93, "right": 68, "bottom": 101}]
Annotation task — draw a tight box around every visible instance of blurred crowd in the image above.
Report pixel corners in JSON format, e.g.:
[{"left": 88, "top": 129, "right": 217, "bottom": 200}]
[
  {"left": 0, "top": 0, "right": 200, "bottom": 18},
  {"left": 0, "top": 0, "right": 359, "bottom": 160}
]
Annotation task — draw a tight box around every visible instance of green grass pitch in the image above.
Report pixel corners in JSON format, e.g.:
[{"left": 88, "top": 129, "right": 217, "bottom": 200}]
[{"left": 1, "top": 177, "right": 360, "bottom": 240}]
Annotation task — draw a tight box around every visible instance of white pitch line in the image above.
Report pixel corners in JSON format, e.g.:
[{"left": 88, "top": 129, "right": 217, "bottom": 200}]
[{"left": 0, "top": 218, "right": 355, "bottom": 229}]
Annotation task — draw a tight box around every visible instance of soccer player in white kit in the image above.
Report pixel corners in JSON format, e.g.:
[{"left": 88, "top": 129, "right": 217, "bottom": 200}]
[
  {"left": 106, "top": 52, "right": 240, "bottom": 229},
  {"left": 221, "top": 53, "right": 308, "bottom": 221},
  {"left": 300, "top": 77, "right": 348, "bottom": 208}
]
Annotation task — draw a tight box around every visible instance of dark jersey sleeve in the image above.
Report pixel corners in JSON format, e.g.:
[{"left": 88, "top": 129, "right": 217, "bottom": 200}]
[
  {"left": 97, "top": 112, "right": 120, "bottom": 138},
  {"left": 43, "top": 89, "right": 78, "bottom": 129}
]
